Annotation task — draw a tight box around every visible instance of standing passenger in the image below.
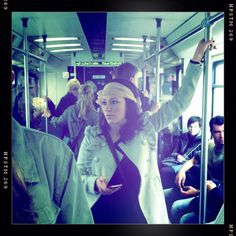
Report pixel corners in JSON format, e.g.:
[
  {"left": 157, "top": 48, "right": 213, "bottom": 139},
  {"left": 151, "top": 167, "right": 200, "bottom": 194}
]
[
  {"left": 55, "top": 78, "right": 80, "bottom": 117},
  {"left": 77, "top": 39, "right": 215, "bottom": 224},
  {"left": 49, "top": 84, "right": 98, "bottom": 159},
  {"left": 114, "top": 62, "right": 160, "bottom": 114},
  {"left": 12, "top": 118, "right": 94, "bottom": 224},
  {"left": 85, "top": 80, "right": 99, "bottom": 110},
  {"left": 12, "top": 80, "right": 37, "bottom": 126}
]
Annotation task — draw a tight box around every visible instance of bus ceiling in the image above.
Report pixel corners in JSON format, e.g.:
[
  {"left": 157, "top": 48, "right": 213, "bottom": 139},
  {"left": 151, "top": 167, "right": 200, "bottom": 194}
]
[{"left": 12, "top": 12, "right": 224, "bottom": 70}]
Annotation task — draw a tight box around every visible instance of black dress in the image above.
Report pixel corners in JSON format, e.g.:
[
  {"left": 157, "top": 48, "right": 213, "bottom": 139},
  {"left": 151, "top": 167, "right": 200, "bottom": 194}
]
[{"left": 91, "top": 143, "right": 147, "bottom": 224}]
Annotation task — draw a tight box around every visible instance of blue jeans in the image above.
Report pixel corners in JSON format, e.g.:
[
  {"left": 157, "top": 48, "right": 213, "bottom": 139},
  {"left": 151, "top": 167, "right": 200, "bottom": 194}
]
[
  {"left": 171, "top": 197, "right": 199, "bottom": 223},
  {"left": 164, "top": 187, "right": 191, "bottom": 223},
  {"left": 180, "top": 211, "right": 199, "bottom": 223}
]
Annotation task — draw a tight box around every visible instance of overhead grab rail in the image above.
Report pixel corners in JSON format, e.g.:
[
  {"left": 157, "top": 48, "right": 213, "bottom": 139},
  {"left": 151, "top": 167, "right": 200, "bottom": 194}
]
[
  {"left": 12, "top": 29, "right": 49, "bottom": 52},
  {"left": 12, "top": 46, "right": 47, "bottom": 63},
  {"left": 12, "top": 29, "right": 63, "bottom": 63},
  {"left": 163, "top": 12, "right": 199, "bottom": 41},
  {"left": 144, "top": 12, "right": 224, "bottom": 63}
]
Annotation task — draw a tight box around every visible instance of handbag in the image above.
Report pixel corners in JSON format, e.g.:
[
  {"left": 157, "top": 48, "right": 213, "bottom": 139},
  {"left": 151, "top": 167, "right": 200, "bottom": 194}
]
[
  {"left": 103, "top": 130, "right": 143, "bottom": 218},
  {"left": 161, "top": 142, "right": 201, "bottom": 167}
]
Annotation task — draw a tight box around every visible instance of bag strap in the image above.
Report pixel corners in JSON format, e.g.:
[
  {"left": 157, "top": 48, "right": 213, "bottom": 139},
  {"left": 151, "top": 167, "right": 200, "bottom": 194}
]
[
  {"left": 103, "top": 130, "right": 128, "bottom": 184},
  {"left": 183, "top": 141, "right": 201, "bottom": 159},
  {"left": 103, "top": 130, "right": 146, "bottom": 219},
  {"left": 69, "top": 119, "right": 87, "bottom": 151},
  {"left": 103, "top": 130, "right": 142, "bottom": 211}
]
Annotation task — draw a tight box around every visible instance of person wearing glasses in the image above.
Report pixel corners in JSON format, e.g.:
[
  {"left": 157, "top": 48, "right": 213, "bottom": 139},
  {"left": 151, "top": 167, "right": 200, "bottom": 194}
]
[{"left": 55, "top": 78, "right": 80, "bottom": 117}]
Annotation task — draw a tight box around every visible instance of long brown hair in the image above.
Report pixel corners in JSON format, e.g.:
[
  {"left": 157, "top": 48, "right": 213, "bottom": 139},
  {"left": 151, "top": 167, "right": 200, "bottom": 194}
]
[{"left": 99, "top": 98, "right": 143, "bottom": 142}]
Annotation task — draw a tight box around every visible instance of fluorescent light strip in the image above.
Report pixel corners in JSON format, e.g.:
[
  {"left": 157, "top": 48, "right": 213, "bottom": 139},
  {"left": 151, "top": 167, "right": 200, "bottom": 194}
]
[
  {"left": 113, "top": 37, "right": 155, "bottom": 43},
  {"left": 112, "top": 48, "right": 143, "bottom": 52},
  {"left": 124, "top": 54, "right": 138, "bottom": 57},
  {"left": 34, "top": 37, "right": 79, "bottom": 42},
  {"left": 46, "top": 43, "right": 81, "bottom": 48},
  {"left": 112, "top": 43, "right": 149, "bottom": 48},
  {"left": 50, "top": 48, "right": 83, "bottom": 52}
]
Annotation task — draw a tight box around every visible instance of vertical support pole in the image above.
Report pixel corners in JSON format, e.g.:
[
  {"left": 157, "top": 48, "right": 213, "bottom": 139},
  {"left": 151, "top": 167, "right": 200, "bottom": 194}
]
[
  {"left": 120, "top": 52, "right": 124, "bottom": 63},
  {"left": 83, "top": 67, "right": 86, "bottom": 83},
  {"left": 155, "top": 18, "right": 162, "bottom": 165},
  {"left": 142, "top": 35, "right": 147, "bottom": 92},
  {"left": 71, "top": 52, "right": 74, "bottom": 78},
  {"left": 74, "top": 52, "right": 77, "bottom": 78},
  {"left": 42, "top": 35, "right": 48, "bottom": 133},
  {"left": 155, "top": 18, "right": 162, "bottom": 103},
  {"left": 22, "top": 18, "right": 30, "bottom": 128},
  {"left": 199, "top": 12, "right": 212, "bottom": 224}
]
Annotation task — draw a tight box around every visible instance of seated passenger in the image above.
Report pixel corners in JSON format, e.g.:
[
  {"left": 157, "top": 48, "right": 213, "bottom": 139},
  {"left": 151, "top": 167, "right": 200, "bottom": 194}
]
[
  {"left": 49, "top": 84, "right": 98, "bottom": 159},
  {"left": 167, "top": 116, "right": 224, "bottom": 224},
  {"left": 160, "top": 116, "right": 202, "bottom": 188},
  {"left": 55, "top": 78, "right": 80, "bottom": 117},
  {"left": 12, "top": 118, "right": 94, "bottom": 224}
]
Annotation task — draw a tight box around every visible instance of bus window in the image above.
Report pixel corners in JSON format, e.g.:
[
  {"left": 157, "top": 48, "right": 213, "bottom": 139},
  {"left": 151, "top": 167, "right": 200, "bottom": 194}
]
[{"left": 212, "top": 61, "right": 224, "bottom": 117}]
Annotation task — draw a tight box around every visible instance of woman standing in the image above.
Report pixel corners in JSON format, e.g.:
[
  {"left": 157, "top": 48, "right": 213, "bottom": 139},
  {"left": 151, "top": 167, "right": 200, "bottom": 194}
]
[
  {"left": 77, "top": 40, "right": 214, "bottom": 223},
  {"left": 49, "top": 84, "right": 98, "bottom": 159}
]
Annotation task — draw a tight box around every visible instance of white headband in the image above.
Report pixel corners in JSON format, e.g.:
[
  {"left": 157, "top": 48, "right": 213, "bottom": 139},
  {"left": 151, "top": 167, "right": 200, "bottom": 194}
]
[{"left": 96, "top": 82, "right": 137, "bottom": 105}]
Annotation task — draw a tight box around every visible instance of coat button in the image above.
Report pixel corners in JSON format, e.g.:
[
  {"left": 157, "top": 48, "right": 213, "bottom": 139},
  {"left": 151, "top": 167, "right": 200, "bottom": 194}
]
[
  {"left": 94, "top": 157, "right": 99, "bottom": 162},
  {"left": 142, "top": 139, "right": 147, "bottom": 145}
]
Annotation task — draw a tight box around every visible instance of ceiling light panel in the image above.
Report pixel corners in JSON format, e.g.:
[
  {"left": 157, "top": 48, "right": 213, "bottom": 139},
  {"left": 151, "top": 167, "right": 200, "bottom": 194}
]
[
  {"left": 112, "top": 43, "right": 149, "bottom": 48},
  {"left": 46, "top": 43, "right": 81, "bottom": 48},
  {"left": 34, "top": 37, "right": 79, "bottom": 42},
  {"left": 113, "top": 37, "right": 155, "bottom": 42},
  {"left": 112, "top": 48, "right": 143, "bottom": 52},
  {"left": 50, "top": 48, "right": 83, "bottom": 52}
]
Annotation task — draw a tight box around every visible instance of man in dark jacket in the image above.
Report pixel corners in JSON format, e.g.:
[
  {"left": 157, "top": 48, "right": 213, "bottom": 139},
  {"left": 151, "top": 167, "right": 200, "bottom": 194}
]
[
  {"left": 55, "top": 78, "right": 80, "bottom": 117},
  {"left": 169, "top": 116, "right": 224, "bottom": 223},
  {"left": 160, "top": 116, "right": 202, "bottom": 188},
  {"left": 114, "top": 62, "right": 160, "bottom": 114}
]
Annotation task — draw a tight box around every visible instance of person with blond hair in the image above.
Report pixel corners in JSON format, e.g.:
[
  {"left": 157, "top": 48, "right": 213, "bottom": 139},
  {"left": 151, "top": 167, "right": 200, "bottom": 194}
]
[
  {"left": 29, "top": 97, "right": 59, "bottom": 136},
  {"left": 49, "top": 84, "right": 98, "bottom": 159},
  {"left": 55, "top": 78, "right": 80, "bottom": 117}
]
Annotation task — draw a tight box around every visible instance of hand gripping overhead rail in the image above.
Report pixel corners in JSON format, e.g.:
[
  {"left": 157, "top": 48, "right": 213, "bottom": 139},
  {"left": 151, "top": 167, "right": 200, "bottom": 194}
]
[{"left": 144, "top": 12, "right": 224, "bottom": 63}]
